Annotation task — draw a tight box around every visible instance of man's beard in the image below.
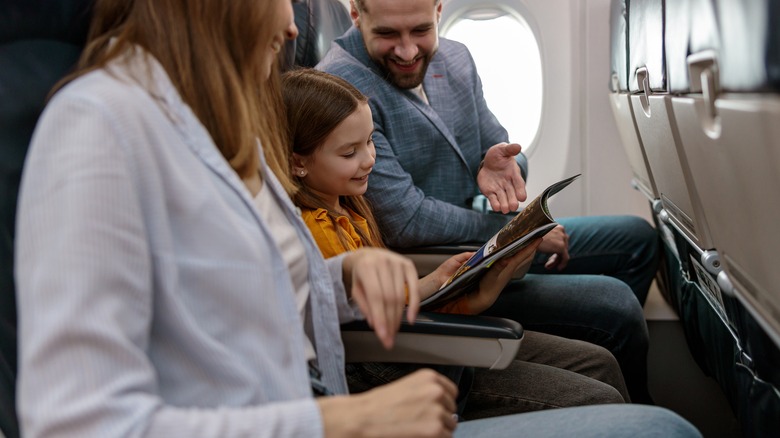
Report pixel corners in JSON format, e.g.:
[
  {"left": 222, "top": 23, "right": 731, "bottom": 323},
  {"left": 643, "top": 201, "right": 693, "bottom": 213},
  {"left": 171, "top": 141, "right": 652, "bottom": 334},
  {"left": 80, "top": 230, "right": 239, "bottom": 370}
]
[{"left": 377, "top": 54, "right": 433, "bottom": 89}]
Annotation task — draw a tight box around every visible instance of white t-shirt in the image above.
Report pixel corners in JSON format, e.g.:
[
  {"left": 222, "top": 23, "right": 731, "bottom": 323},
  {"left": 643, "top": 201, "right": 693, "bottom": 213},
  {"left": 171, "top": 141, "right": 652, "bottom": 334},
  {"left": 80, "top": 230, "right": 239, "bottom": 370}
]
[
  {"left": 253, "top": 181, "right": 316, "bottom": 361},
  {"left": 410, "top": 84, "right": 430, "bottom": 104}
]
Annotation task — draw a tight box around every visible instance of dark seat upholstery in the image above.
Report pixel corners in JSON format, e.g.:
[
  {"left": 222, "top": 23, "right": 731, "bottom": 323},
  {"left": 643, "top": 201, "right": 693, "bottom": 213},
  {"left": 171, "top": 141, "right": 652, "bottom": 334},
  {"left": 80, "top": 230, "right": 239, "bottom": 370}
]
[{"left": 1, "top": 2, "right": 94, "bottom": 436}]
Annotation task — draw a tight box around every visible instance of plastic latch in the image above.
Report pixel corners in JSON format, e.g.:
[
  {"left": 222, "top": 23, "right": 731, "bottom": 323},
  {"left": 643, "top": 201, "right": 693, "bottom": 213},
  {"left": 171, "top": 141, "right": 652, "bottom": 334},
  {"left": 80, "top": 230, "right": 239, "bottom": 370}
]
[
  {"left": 635, "top": 67, "right": 651, "bottom": 117},
  {"left": 687, "top": 51, "right": 721, "bottom": 137},
  {"left": 716, "top": 270, "right": 735, "bottom": 297}
]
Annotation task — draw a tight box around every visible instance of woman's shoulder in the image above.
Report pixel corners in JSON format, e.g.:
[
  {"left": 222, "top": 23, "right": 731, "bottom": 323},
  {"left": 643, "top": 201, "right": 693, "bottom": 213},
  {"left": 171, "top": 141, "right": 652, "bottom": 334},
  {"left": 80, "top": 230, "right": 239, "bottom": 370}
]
[
  {"left": 42, "top": 72, "right": 161, "bottom": 149},
  {"left": 54, "top": 59, "right": 142, "bottom": 102},
  {"left": 51, "top": 49, "right": 178, "bottom": 119}
]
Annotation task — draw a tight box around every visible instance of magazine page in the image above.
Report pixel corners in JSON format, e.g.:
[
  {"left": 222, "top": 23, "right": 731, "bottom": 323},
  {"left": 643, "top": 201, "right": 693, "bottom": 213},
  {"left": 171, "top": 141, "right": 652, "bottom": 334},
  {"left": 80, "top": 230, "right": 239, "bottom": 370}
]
[{"left": 420, "top": 174, "right": 581, "bottom": 310}]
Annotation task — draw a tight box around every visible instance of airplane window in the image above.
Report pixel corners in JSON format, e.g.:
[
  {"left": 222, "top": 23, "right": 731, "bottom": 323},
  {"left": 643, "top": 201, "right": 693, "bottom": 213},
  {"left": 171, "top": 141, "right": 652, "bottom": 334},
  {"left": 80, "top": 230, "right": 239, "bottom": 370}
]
[{"left": 443, "top": 10, "right": 543, "bottom": 153}]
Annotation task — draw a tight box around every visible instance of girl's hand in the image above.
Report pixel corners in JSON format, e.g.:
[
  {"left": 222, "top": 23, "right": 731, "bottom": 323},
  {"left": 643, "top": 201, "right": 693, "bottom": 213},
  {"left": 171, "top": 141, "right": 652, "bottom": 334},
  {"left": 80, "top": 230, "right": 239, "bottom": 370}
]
[
  {"left": 468, "top": 239, "right": 541, "bottom": 314},
  {"left": 418, "top": 252, "right": 476, "bottom": 299},
  {"left": 342, "top": 248, "right": 420, "bottom": 349}
]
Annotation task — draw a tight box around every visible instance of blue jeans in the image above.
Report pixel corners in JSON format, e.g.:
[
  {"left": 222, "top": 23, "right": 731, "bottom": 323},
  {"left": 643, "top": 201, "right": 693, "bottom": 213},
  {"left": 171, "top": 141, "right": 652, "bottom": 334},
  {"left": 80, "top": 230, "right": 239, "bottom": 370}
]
[
  {"left": 455, "top": 405, "right": 701, "bottom": 438},
  {"left": 482, "top": 272, "right": 651, "bottom": 403},
  {"left": 486, "top": 214, "right": 658, "bottom": 403},
  {"left": 530, "top": 215, "right": 660, "bottom": 305}
]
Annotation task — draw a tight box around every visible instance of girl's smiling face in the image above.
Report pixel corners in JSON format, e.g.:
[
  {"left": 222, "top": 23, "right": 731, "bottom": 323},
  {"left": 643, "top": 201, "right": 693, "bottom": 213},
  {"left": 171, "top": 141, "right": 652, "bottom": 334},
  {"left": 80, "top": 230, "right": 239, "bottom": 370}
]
[{"left": 294, "top": 103, "right": 376, "bottom": 212}]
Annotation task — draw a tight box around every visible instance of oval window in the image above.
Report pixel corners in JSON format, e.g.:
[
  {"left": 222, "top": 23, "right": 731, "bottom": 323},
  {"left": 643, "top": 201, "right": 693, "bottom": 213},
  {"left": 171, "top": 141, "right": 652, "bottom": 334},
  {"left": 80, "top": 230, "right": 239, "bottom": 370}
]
[{"left": 442, "top": 9, "right": 543, "bottom": 153}]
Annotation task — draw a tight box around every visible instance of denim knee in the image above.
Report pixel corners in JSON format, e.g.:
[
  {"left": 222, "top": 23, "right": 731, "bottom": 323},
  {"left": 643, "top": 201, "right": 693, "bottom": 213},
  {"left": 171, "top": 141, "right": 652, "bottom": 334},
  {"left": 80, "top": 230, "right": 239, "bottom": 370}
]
[{"left": 597, "top": 277, "right": 648, "bottom": 344}]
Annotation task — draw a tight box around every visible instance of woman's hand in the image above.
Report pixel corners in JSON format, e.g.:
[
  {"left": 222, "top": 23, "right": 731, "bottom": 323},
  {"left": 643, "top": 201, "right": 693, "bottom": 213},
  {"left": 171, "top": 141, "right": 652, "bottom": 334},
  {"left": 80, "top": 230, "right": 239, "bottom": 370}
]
[
  {"left": 318, "top": 369, "right": 459, "bottom": 438},
  {"left": 342, "top": 248, "right": 420, "bottom": 349}
]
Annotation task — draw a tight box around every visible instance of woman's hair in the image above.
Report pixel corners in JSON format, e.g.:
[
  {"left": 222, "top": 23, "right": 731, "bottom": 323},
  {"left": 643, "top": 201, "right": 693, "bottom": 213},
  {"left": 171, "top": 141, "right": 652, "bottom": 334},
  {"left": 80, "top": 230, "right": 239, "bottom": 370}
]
[
  {"left": 282, "top": 69, "right": 385, "bottom": 249},
  {"left": 62, "top": 0, "right": 295, "bottom": 194}
]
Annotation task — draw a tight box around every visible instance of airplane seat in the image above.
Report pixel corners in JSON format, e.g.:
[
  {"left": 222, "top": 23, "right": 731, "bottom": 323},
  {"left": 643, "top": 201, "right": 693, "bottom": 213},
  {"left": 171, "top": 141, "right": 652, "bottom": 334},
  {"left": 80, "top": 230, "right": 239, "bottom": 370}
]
[
  {"left": 629, "top": 0, "right": 729, "bottom": 325},
  {"left": 664, "top": 0, "right": 780, "bottom": 435},
  {"left": 631, "top": 0, "right": 716, "bottom": 254},
  {"left": 661, "top": 0, "right": 734, "bottom": 320},
  {"left": 609, "top": 0, "right": 684, "bottom": 305},
  {"left": 0, "top": 2, "right": 94, "bottom": 437},
  {"left": 291, "top": 0, "right": 353, "bottom": 69},
  {"left": 608, "top": 0, "right": 657, "bottom": 202}
]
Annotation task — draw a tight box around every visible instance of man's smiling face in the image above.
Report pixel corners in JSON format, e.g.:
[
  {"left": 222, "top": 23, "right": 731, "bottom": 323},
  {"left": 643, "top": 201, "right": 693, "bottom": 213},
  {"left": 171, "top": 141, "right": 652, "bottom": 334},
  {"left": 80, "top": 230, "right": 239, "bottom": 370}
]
[{"left": 352, "top": 0, "right": 442, "bottom": 89}]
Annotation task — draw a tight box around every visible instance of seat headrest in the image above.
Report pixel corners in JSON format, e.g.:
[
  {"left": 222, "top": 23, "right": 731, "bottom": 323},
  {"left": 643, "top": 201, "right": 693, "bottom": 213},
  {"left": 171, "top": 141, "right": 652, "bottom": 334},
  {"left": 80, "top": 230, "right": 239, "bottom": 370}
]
[
  {"left": 293, "top": 0, "right": 352, "bottom": 68},
  {"left": 609, "top": 0, "right": 629, "bottom": 92},
  {"left": 0, "top": 0, "right": 94, "bottom": 45}
]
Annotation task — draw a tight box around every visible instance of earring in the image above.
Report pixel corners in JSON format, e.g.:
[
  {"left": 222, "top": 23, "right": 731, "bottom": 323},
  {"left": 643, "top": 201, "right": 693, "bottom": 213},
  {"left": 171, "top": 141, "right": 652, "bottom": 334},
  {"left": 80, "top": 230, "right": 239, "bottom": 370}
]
[{"left": 299, "top": 170, "right": 306, "bottom": 176}]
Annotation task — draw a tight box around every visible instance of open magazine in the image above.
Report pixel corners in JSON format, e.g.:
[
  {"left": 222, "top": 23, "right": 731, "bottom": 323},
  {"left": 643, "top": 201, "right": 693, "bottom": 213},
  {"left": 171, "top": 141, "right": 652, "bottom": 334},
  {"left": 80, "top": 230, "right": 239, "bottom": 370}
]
[{"left": 420, "top": 174, "right": 581, "bottom": 311}]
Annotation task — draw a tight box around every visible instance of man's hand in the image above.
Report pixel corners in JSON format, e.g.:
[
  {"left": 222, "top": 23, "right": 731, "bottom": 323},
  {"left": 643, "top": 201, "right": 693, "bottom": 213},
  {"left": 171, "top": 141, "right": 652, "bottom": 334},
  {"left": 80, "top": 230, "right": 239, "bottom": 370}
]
[
  {"left": 342, "top": 248, "right": 420, "bottom": 349},
  {"left": 477, "top": 143, "right": 527, "bottom": 213},
  {"left": 538, "top": 224, "right": 570, "bottom": 271}
]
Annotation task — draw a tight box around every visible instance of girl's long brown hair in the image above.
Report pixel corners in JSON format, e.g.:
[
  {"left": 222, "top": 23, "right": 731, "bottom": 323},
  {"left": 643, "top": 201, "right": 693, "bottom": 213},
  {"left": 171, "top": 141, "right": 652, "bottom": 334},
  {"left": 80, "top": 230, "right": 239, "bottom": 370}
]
[
  {"left": 282, "top": 69, "right": 385, "bottom": 250},
  {"left": 60, "top": 0, "right": 295, "bottom": 194}
]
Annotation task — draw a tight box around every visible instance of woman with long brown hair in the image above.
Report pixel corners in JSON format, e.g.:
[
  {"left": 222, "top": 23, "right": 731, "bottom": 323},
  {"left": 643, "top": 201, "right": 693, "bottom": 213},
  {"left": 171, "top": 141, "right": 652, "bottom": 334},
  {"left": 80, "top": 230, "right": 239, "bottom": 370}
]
[
  {"left": 17, "top": 0, "right": 431, "bottom": 435},
  {"left": 15, "top": 0, "right": 701, "bottom": 437}
]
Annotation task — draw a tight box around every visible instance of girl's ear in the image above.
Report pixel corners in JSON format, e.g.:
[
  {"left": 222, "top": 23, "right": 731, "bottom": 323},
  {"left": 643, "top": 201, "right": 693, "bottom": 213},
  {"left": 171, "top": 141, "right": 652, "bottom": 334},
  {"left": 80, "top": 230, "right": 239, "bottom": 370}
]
[{"left": 291, "top": 153, "right": 308, "bottom": 177}]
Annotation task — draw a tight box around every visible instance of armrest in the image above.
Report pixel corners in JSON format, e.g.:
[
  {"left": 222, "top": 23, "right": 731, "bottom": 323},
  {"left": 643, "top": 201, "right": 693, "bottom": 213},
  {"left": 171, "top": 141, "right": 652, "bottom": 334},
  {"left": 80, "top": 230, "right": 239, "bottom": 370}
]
[{"left": 340, "top": 312, "right": 523, "bottom": 370}]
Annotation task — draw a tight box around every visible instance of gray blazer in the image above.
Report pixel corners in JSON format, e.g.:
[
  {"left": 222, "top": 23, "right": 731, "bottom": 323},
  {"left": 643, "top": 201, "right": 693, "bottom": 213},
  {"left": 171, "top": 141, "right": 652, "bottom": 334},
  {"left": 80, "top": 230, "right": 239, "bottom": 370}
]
[
  {"left": 16, "top": 47, "right": 360, "bottom": 437},
  {"left": 318, "top": 27, "right": 524, "bottom": 247}
]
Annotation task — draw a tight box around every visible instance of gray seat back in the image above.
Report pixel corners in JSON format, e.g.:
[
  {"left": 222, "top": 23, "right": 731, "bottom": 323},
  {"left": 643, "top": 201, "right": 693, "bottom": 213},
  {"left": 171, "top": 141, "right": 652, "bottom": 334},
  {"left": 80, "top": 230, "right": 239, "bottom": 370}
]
[
  {"left": 292, "top": 0, "right": 352, "bottom": 68},
  {"left": 608, "top": 0, "right": 657, "bottom": 201}
]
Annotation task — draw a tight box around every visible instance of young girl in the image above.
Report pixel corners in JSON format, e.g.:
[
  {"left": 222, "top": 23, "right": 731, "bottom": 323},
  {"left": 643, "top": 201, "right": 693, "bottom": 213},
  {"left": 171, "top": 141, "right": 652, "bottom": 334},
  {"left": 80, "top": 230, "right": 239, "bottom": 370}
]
[
  {"left": 283, "top": 68, "right": 536, "bottom": 315},
  {"left": 281, "top": 69, "right": 643, "bottom": 418}
]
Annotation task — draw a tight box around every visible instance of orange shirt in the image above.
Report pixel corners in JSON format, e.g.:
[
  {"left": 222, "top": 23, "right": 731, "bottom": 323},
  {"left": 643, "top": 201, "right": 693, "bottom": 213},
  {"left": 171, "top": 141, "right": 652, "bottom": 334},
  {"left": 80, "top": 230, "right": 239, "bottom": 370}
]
[
  {"left": 301, "top": 207, "right": 369, "bottom": 258},
  {"left": 301, "top": 207, "right": 471, "bottom": 315}
]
